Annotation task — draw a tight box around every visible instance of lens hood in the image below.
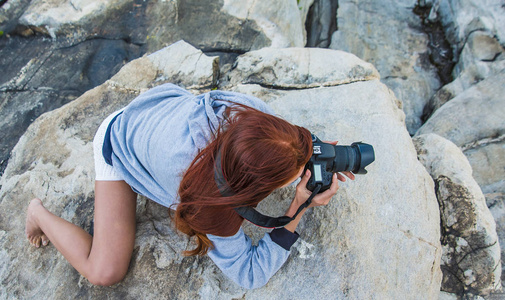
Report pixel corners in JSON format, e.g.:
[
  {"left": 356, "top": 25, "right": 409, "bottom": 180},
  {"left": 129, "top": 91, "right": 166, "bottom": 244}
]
[{"left": 352, "top": 142, "right": 375, "bottom": 174}]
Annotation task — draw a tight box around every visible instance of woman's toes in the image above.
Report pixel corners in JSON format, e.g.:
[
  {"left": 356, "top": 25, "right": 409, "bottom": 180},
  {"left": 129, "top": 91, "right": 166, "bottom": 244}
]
[{"left": 41, "top": 235, "right": 49, "bottom": 246}]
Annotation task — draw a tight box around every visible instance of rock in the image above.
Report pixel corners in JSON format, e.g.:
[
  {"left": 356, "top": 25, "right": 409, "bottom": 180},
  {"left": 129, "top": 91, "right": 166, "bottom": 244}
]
[
  {"left": 488, "top": 193, "right": 505, "bottom": 292},
  {"left": 329, "top": 0, "right": 441, "bottom": 135},
  {"left": 0, "top": 36, "right": 143, "bottom": 176},
  {"left": 413, "top": 133, "right": 501, "bottom": 296},
  {"left": 427, "top": 0, "right": 505, "bottom": 56},
  {"left": 416, "top": 70, "right": 505, "bottom": 197},
  {"left": 229, "top": 47, "right": 381, "bottom": 89},
  {"left": 425, "top": 31, "right": 505, "bottom": 115},
  {"left": 220, "top": 0, "right": 306, "bottom": 48},
  {"left": 0, "top": 41, "right": 442, "bottom": 298},
  {"left": 297, "top": 0, "right": 315, "bottom": 44},
  {"left": 419, "top": 3, "right": 505, "bottom": 290},
  {"left": 108, "top": 40, "right": 219, "bottom": 90},
  {"left": 0, "top": 0, "right": 33, "bottom": 34},
  {"left": 16, "top": 0, "right": 305, "bottom": 51},
  {"left": 439, "top": 291, "right": 459, "bottom": 300}
]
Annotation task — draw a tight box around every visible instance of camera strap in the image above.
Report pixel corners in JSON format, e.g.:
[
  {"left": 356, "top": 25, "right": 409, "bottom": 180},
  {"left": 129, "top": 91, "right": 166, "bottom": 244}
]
[{"left": 214, "top": 151, "right": 321, "bottom": 228}]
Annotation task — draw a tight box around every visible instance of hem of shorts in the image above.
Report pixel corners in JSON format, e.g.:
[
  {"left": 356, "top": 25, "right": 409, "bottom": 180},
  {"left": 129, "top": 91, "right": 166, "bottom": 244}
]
[{"left": 95, "top": 178, "right": 125, "bottom": 181}]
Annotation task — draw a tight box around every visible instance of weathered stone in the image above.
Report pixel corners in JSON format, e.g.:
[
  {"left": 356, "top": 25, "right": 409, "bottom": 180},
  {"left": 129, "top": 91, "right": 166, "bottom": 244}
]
[
  {"left": 108, "top": 40, "right": 219, "bottom": 90},
  {"left": 413, "top": 3, "right": 455, "bottom": 85},
  {"left": 413, "top": 133, "right": 501, "bottom": 296},
  {"left": 417, "top": 70, "right": 505, "bottom": 199},
  {"left": 425, "top": 31, "right": 505, "bottom": 116},
  {"left": 220, "top": 0, "right": 305, "bottom": 48},
  {"left": 229, "top": 47, "right": 380, "bottom": 89},
  {"left": 329, "top": 0, "right": 441, "bottom": 134},
  {"left": 297, "top": 0, "right": 315, "bottom": 44},
  {"left": 427, "top": 0, "right": 505, "bottom": 56},
  {"left": 0, "top": 0, "right": 32, "bottom": 33},
  {"left": 0, "top": 42, "right": 442, "bottom": 298},
  {"left": 16, "top": 0, "right": 305, "bottom": 52},
  {"left": 464, "top": 138, "right": 505, "bottom": 196},
  {"left": 0, "top": 35, "right": 143, "bottom": 176},
  {"left": 439, "top": 291, "right": 459, "bottom": 300},
  {"left": 488, "top": 192, "right": 505, "bottom": 291}
]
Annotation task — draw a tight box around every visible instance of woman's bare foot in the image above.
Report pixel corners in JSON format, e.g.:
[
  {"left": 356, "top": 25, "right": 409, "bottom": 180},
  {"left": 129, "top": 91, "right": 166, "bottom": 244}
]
[{"left": 25, "top": 198, "right": 50, "bottom": 248}]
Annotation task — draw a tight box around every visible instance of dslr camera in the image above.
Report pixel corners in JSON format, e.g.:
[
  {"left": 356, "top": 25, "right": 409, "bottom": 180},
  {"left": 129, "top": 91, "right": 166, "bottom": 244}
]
[{"left": 305, "top": 134, "right": 375, "bottom": 192}]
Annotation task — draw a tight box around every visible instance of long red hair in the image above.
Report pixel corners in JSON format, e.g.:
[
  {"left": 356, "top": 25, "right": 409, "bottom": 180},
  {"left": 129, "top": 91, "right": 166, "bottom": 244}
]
[{"left": 175, "top": 105, "right": 312, "bottom": 256}]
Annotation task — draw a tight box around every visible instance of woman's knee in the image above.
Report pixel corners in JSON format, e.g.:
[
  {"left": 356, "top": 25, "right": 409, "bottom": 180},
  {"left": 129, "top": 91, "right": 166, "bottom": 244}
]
[{"left": 87, "top": 265, "right": 128, "bottom": 286}]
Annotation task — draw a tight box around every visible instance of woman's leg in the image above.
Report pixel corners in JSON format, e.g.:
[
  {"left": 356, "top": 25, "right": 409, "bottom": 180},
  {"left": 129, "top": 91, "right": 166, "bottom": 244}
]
[{"left": 25, "top": 180, "right": 137, "bottom": 286}]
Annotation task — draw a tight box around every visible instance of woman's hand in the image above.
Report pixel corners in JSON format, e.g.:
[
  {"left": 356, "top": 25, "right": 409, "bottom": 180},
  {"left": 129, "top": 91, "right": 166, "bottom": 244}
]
[
  {"left": 294, "top": 170, "right": 338, "bottom": 208},
  {"left": 283, "top": 169, "right": 353, "bottom": 232},
  {"left": 287, "top": 167, "right": 354, "bottom": 216}
]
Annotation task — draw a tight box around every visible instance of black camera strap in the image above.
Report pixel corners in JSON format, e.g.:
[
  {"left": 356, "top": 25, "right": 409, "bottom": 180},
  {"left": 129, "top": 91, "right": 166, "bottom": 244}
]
[{"left": 214, "top": 151, "right": 320, "bottom": 228}]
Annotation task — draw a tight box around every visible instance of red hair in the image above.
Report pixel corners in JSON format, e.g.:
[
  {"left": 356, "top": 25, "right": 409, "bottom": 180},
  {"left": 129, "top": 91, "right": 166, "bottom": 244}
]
[{"left": 175, "top": 105, "right": 312, "bottom": 256}]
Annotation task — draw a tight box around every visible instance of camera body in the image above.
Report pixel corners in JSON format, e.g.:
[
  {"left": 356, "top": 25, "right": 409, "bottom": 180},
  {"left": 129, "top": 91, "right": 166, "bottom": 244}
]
[{"left": 305, "top": 134, "right": 375, "bottom": 192}]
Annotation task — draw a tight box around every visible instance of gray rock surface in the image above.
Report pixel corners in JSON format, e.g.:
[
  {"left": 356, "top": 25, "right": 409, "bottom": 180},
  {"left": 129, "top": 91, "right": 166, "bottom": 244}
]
[
  {"left": 425, "top": 31, "right": 505, "bottom": 116},
  {"left": 417, "top": 70, "right": 505, "bottom": 199},
  {"left": 15, "top": 0, "right": 305, "bottom": 51},
  {"left": 0, "top": 0, "right": 32, "bottom": 33},
  {"left": 427, "top": 0, "right": 505, "bottom": 57},
  {"left": 418, "top": 1, "right": 505, "bottom": 293},
  {"left": 0, "top": 41, "right": 442, "bottom": 299},
  {"left": 414, "top": 133, "right": 501, "bottom": 296},
  {"left": 229, "top": 47, "right": 380, "bottom": 89},
  {"left": 0, "top": 36, "right": 142, "bottom": 176},
  {"left": 329, "top": 0, "right": 441, "bottom": 134}
]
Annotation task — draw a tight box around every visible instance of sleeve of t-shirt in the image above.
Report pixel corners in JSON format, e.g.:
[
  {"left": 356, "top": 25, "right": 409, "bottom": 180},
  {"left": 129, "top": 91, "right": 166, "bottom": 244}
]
[{"left": 206, "top": 227, "right": 299, "bottom": 289}]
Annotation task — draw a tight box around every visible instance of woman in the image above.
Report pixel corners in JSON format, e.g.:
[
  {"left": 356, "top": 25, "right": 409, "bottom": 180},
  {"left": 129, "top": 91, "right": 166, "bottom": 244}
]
[{"left": 25, "top": 83, "right": 353, "bottom": 289}]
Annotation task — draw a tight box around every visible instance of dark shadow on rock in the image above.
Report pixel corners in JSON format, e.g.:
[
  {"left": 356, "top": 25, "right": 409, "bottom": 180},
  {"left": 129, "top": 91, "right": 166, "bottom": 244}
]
[
  {"left": 305, "top": 0, "right": 338, "bottom": 48},
  {"left": 0, "top": 36, "right": 144, "bottom": 176}
]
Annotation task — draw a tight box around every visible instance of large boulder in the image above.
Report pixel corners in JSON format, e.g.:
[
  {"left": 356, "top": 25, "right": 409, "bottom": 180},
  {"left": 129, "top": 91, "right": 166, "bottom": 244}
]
[
  {"left": 0, "top": 41, "right": 442, "bottom": 298},
  {"left": 329, "top": 0, "right": 441, "bottom": 134},
  {"left": 413, "top": 133, "right": 501, "bottom": 296}
]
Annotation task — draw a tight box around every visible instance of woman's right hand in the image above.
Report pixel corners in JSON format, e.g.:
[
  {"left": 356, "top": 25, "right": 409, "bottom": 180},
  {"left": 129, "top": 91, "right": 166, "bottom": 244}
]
[
  {"left": 294, "top": 169, "right": 340, "bottom": 209},
  {"left": 283, "top": 170, "right": 342, "bottom": 231}
]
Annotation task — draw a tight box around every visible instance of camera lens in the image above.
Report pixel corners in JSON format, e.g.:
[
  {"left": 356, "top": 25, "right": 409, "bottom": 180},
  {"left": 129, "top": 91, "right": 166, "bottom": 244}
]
[{"left": 332, "top": 143, "right": 375, "bottom": 174}]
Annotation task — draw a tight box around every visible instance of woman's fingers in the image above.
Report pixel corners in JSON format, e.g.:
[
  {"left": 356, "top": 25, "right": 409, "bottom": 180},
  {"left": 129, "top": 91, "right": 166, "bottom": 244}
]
[
  {"left": 329, "top": 173, "right": 340, "bottom": 194},
  {"left": 336, "top": 171, "right": 355, "bottom": 181},
  {"left": 342, "top": 171, "right": 355, "bottom": 180},
  {"left": 337, "top": 173, "right": 346, "bottom": 182},
  {"left": 300, "top": 169, "right": 311, "bottom": 184}
]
